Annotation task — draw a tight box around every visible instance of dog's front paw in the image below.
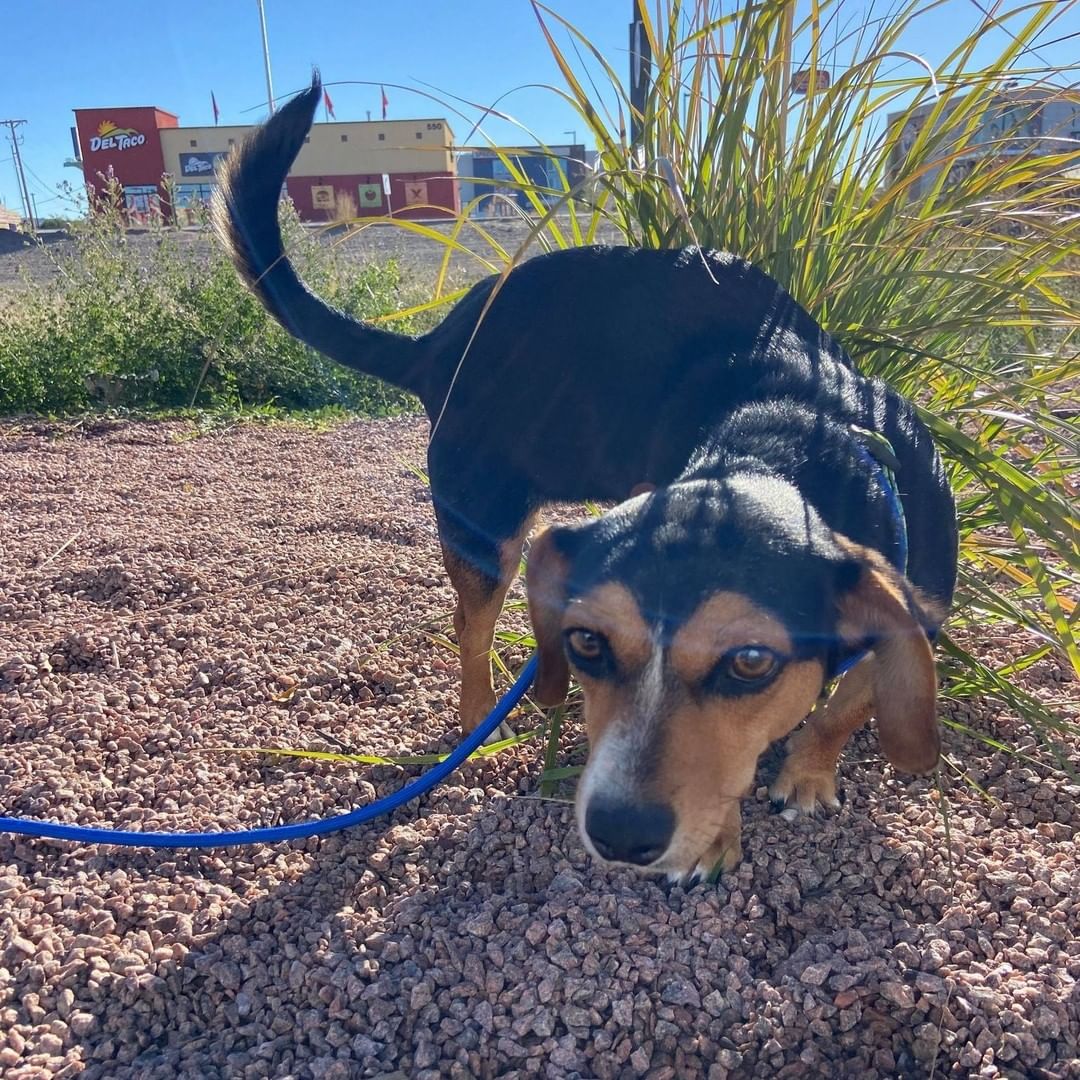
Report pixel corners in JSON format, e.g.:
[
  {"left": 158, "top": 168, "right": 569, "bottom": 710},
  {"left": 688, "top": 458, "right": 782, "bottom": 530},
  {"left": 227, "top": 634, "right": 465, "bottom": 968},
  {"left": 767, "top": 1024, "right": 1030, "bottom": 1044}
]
[
  {"left": 770, "top": 752, "right": 841, "bottom": 814},
  {"left": 458, "top": 690, "right": 497, "bottom": 736},
  {"left": 668, "top": 832, "right": 743, "bottom": 887}
]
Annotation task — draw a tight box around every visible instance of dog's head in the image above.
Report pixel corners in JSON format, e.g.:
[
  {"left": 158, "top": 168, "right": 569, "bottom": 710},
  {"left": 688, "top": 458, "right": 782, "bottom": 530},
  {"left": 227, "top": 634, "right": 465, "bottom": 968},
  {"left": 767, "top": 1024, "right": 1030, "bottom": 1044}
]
[{"left": 526, "top": 475, "right": 941, "bottom": 877}]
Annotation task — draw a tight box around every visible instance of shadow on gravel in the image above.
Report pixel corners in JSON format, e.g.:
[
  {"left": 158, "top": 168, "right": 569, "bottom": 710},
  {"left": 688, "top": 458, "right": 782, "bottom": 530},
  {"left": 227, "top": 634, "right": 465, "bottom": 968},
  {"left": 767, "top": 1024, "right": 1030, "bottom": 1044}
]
[{"left": 6, "top": 746, "right": 1001, "bottom": 1080}]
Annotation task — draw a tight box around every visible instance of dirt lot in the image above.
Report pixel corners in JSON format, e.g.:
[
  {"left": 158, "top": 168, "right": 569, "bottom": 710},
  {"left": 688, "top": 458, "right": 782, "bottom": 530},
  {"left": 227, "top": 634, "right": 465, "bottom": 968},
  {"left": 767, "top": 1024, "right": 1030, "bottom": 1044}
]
[
  {"left": 1, "top": 414, "right": 1077, "bottom": 1079},
  {"left": 0, "top": 218, "right": 623, "bottom": 294}
]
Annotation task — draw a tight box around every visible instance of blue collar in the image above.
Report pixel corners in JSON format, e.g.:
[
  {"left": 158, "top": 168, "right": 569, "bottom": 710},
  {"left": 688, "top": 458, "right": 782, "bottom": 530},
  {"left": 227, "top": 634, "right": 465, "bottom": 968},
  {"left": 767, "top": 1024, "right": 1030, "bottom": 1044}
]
[
  {"left": 832, "top": 428, "right": 909, "bottom": 679},
  {"left": 850, "top": 425, "right": 908, "bottom": 575}
]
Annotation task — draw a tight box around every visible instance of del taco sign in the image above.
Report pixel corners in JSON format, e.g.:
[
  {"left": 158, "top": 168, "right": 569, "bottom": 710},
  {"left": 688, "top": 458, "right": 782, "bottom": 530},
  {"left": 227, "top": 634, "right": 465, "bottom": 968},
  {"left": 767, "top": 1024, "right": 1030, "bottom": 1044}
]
[{"left": 90, "top": 120, "right": 146, "bottom": 153}]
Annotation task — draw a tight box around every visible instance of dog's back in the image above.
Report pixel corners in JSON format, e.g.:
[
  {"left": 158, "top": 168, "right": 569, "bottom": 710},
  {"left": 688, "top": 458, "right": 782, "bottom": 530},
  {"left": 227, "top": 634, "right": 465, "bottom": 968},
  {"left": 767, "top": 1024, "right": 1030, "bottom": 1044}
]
[{"left": 213, "top": 74, "right": 857, "bottom": 473}]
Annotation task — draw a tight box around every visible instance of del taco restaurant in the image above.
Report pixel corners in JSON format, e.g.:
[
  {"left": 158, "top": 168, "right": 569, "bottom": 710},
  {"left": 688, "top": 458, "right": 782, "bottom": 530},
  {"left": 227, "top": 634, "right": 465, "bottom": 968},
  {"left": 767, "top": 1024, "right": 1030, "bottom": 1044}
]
[{"left": 73, "top": 104, "right": 459, "bottom": 225}]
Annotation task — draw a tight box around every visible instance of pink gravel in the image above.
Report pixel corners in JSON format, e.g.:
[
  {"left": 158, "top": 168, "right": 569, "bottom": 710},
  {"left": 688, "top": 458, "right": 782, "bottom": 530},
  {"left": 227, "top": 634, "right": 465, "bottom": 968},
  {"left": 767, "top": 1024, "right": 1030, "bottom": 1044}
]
[{"left": 1, "top": 415, "right": 1077, "bottom": 1079}]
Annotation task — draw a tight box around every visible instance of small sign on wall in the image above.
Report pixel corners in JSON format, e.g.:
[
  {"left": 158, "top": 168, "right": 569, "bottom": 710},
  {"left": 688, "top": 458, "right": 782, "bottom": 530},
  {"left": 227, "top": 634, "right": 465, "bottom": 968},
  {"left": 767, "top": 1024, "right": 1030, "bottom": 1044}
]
[
  {"left": 357, "top": 183, "right": 382, "bottom": 208},
  {"left": 404, "top": 180, "right": 428, "bottom": 206},
  {"left": 311, "top": 185, "right": 335, "bottom": 210}
]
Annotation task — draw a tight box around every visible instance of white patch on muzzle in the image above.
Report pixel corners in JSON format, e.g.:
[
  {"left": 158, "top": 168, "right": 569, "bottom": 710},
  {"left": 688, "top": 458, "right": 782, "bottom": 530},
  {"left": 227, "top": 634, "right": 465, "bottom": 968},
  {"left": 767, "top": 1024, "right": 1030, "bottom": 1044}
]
[{"left": 577, "top": 628, "right": 668, "bottom": 861}]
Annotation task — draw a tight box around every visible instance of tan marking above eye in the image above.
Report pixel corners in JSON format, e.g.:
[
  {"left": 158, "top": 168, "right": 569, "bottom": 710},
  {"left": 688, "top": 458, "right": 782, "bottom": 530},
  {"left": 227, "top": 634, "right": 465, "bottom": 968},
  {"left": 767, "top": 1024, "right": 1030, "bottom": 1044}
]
[
  {"left": 563, "top": 583, "right": 653, "bottom": 669},
  {"left": 670, "top": 592, "right": 793, "bottom": 684}
]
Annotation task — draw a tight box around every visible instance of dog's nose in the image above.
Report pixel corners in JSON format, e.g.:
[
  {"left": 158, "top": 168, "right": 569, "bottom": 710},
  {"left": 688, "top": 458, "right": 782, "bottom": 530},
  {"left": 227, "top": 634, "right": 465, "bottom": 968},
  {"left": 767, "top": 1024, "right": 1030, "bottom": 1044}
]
[{"left": 585, "top": 796, "right": 675, "bottom": 866}]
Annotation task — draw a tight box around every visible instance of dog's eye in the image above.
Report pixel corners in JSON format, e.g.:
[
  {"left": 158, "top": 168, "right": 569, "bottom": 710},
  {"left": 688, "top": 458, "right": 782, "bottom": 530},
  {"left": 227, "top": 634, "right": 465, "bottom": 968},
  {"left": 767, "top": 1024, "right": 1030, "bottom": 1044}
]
[
  {"left": 565, "top": 628, "right": 604, "bottom": 660},
  {"left": 702, "top": 645, "right": 784, "bottom": 695},
  {"left": 726, "top": 646, "right": 780, "bottom": 682},
  {"left": 563, "top": 628, "right": 614, "bottom": 678}
]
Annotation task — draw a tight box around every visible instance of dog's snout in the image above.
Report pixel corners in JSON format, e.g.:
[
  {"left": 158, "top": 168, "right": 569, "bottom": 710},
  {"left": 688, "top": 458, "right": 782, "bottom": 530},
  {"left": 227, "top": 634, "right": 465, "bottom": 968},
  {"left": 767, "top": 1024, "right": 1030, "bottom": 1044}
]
[{"left": 585, "top": 796, "right": 675, "bottom": 866}]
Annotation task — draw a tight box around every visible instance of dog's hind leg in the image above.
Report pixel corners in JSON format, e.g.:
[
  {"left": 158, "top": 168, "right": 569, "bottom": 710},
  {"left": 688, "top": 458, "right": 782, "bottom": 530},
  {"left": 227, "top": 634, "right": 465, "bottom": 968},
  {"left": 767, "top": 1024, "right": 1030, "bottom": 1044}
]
[
  {"left": 769, "top": 657, "right": 875, "bottom": 813},
  {"left": 435, "top": 496, "right": 535, "bottom": 737}
]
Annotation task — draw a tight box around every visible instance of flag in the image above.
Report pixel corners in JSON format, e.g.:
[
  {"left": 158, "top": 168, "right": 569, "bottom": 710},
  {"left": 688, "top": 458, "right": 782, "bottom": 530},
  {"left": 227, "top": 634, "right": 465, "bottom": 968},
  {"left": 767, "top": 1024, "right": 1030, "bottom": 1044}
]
[
  {"left": 381, "top": 85, "right": 389, "bottom": 120},
  {"left": 323, "top": 87, "right": 335, "bottom": 120},
  {"left": 211, "top": 91, "right": 220, "bottom": 125}
]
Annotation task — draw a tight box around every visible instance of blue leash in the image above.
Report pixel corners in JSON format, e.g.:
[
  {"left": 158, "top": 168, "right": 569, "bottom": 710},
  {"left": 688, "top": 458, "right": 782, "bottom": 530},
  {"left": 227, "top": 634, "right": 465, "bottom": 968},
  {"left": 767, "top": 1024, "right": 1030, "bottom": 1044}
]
[
  {"left": 0, "top": 656, "right": 537, "bottom": 849},
  {"left": 1, "top": 433, "right": 909, "bottom": 850}
]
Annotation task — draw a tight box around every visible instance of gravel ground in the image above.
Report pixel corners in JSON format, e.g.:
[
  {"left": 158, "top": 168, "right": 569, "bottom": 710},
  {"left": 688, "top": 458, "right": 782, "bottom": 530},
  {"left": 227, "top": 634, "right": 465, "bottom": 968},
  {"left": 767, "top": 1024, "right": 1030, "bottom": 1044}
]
[{"left": 1, "top": 415, "right": 1078, "bottom": 1079}]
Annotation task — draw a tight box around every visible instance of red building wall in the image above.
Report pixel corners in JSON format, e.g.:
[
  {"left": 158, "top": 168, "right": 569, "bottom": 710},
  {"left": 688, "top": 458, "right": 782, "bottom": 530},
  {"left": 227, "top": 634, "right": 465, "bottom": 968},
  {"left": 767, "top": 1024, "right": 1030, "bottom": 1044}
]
[
  {"left": 285, "top": 171, "right": 459, "bottom": 221},
  {"left": 74, "top": 106, "right": 175, "bottom": 214}
]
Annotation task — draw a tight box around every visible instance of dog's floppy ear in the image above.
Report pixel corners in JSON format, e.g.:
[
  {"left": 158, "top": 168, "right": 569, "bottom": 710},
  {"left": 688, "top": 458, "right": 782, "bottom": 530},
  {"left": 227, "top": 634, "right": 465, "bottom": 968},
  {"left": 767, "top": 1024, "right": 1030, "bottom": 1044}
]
[
  {"left": 835, "top": 543, "right": 942, "bottom": 775},
  {"left": 525, "top": 526, "right": 577, "bottom": 707}
]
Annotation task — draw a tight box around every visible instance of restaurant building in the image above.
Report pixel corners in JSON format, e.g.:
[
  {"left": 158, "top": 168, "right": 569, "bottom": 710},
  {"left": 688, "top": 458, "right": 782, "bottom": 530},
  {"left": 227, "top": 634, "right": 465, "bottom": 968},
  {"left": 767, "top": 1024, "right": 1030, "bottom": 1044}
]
[{"left": 72, "top": 103, "right": 459, "bottom": 225}]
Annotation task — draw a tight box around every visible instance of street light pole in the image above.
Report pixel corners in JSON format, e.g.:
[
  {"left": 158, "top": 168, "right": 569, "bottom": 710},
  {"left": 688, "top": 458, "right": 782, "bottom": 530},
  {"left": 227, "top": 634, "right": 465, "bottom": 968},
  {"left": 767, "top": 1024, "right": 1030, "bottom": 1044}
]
[{"left": 256, "top": 0, "right": 276, "bottom": 115}]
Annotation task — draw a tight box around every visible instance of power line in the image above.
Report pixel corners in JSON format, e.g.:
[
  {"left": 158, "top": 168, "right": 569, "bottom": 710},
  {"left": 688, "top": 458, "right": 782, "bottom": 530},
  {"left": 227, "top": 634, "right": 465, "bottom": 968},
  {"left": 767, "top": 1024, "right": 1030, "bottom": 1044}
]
[
  {"left": 4, "top": 141, "right": 85, "bottom": 218},
  {"left": 1030, "top": 28, "right": 1080, "bottom": 53},
  {"left": 966, "top": 0, "right": 1056, "bottom": 73},
  {"left": 23, "top": 160, "right": 80, "bottom": 211}
]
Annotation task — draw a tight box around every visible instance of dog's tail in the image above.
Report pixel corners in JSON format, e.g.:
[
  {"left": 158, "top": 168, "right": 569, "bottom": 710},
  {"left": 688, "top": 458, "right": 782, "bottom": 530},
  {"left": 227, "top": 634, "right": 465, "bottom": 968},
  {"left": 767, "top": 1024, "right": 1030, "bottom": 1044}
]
[{"left": 212, "top": 72, "right": 427, "bottom": 396}]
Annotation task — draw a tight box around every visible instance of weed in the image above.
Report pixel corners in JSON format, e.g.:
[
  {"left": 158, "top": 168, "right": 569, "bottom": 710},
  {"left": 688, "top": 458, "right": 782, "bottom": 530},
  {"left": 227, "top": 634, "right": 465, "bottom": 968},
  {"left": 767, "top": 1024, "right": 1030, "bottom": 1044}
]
[{"left": 0, "top": 176, "right": 424, "bottom": 417}]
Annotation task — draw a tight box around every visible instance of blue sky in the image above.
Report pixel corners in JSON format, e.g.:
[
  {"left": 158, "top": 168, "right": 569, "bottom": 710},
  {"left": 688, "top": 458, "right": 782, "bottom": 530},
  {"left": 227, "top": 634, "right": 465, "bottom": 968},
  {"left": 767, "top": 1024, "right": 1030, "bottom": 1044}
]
[{"left": 1, "top": 1, "right": 1076, "bottom": 218}]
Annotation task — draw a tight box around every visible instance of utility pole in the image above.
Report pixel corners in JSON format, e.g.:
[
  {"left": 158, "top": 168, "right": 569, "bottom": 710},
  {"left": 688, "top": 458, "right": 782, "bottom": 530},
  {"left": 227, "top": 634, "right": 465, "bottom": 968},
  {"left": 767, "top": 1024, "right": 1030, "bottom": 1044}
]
[
  {"left": 1, "top": 118, "right": 35, "bottom": 233},
  {"left": 256, "top": 0, "right": 275, "bottom": 115},
  {"left": 629, "top": 0, "right": 651, "bottom": 151}
]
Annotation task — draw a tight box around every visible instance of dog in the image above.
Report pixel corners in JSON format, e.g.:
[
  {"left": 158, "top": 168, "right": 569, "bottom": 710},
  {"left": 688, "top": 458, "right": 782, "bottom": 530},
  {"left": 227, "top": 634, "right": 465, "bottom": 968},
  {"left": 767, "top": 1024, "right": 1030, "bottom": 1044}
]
[{"left": 214, "top": 74, "right": 957, "bottom": 882}]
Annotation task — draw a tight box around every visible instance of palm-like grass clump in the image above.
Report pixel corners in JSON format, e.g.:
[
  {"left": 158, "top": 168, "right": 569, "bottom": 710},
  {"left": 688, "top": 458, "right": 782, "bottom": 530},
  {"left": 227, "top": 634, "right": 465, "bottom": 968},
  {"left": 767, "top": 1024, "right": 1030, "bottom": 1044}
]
[{"left": 398, "top": 0, "right": 1078, "bottom": 761}]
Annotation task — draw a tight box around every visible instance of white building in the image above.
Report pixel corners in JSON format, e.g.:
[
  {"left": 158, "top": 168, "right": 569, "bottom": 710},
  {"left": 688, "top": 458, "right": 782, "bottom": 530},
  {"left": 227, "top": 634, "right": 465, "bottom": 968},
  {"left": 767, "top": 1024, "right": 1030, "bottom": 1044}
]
[{"left": 887, "top": 85, "right": 1080, "bottom": 198}]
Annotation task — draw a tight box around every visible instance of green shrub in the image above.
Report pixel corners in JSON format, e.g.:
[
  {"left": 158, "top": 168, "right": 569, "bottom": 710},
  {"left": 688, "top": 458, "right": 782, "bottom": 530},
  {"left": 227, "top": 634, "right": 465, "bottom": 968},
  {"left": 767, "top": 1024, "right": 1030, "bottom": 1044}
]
[{"left": 0, "top": 177, "right": 421, "bottom": 417}]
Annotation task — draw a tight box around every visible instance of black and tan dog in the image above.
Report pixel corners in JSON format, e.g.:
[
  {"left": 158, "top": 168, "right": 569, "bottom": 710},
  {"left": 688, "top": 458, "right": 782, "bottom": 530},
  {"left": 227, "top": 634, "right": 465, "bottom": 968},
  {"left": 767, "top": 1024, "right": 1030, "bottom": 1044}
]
[{"left": 215, "top": 75, "right": 957, "bottom": 882}]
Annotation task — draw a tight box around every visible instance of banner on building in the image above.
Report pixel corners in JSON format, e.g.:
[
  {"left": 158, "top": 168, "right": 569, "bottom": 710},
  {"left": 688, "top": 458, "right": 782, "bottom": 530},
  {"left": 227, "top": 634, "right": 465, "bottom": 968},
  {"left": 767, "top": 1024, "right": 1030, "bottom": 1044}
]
[{"left": 179, "top": 151, "right": 228, "bottom": 177}]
